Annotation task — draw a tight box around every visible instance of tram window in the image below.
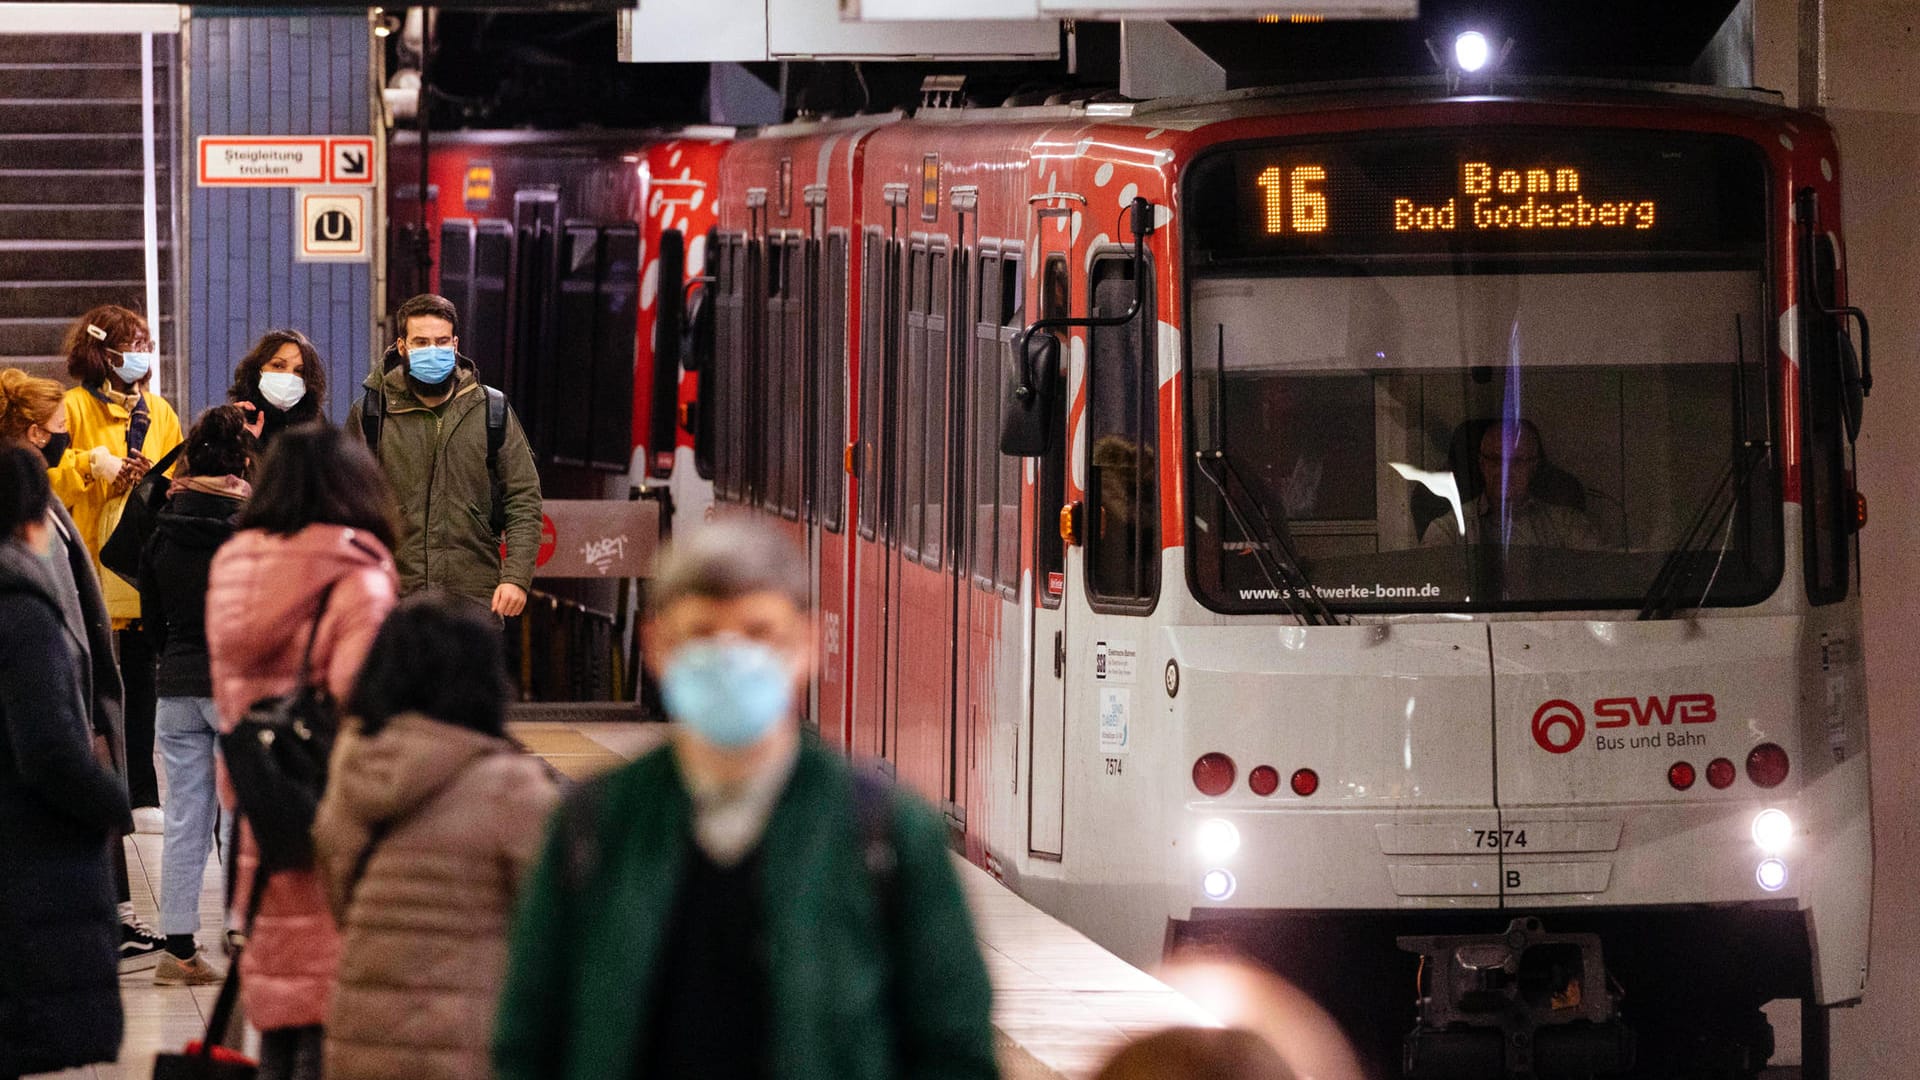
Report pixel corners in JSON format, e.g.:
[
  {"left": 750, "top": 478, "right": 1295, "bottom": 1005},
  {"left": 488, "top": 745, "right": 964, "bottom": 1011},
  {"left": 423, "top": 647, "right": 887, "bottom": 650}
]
[
  {"left": 1804, "top": 235, "right": 1849, "bottom": 604},
  {"left": 903, "top": 247, "right": 930, "bottom": 558},
  {"left": 821, "top": 232, "right": 848, "bottom": 533},
  {"left": 1036, "top": 255, "right": 1069, "bottom": 608},
  {"left": 948, "top": 247, "right": 970, "bottom": 568},
  {"left": 971, "top": 252, "right": 1001, "bottom": 591},
  {"left": 995, "top": 254, "right": 1024, "bottom": 594},
  {"left": 784, "top": 239, "right": 805, "bottom": 520},
  {"left": 1087, "top": 257, "right": 1159, "bottom": 608},
  {"left": 859, "top": 231, "right": 884, "bottom": 540},
  {"left": 924, "top": 248, "right": 949, "bottom": 569}
]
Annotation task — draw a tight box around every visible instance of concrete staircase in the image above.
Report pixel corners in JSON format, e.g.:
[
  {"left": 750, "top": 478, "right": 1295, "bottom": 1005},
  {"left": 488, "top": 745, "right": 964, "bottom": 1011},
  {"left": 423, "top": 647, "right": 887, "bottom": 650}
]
[{"left": 0, "top": 33, "right": 178, "bottom": 385}]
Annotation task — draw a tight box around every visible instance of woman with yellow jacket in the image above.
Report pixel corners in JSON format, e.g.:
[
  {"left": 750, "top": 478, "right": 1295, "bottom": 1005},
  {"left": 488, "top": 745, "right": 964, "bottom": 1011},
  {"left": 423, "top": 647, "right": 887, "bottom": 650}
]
[{"left": 55, "top": 305, "right": 183, "bottom": 826}]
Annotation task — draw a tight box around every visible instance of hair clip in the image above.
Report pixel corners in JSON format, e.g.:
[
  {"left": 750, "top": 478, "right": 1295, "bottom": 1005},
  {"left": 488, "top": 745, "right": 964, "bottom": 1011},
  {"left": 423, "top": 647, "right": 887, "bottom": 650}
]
[{"left": 87, "top": 324, "right": 107, "bottom": 341}]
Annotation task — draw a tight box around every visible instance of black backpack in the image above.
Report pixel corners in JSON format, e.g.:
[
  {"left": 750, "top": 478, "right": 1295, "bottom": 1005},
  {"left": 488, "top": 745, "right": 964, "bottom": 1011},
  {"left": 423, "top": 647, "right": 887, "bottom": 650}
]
[{"left": 362, "top": 381, "right": 510, "bottom": 534}]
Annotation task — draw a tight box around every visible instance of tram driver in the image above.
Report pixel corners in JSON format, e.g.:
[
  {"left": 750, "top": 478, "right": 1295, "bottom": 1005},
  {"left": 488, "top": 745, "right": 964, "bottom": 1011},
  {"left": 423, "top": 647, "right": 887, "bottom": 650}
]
[{"left": 1419, "top": 419, "right": 1604, "bottom": 550}]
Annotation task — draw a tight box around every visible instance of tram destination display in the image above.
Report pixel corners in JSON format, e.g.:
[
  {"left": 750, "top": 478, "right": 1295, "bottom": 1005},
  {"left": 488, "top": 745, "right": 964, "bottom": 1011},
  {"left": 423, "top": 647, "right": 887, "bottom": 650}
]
[{"left": 1185, "top": 131, "right": 1766, "bottom": 260}]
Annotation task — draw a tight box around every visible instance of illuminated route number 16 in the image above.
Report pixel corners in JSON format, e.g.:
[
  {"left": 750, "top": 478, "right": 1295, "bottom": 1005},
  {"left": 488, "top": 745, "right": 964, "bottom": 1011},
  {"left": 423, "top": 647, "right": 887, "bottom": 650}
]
[{"left": 1256, "top": 164, "right": 1329, "bottom": 235}]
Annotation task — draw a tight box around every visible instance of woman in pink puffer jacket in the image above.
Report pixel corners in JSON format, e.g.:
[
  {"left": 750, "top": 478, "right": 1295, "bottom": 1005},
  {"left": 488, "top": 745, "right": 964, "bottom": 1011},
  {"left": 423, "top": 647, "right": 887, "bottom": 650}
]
[{"left": 206, "top": 425, "right": 399, "bottom": 1080}]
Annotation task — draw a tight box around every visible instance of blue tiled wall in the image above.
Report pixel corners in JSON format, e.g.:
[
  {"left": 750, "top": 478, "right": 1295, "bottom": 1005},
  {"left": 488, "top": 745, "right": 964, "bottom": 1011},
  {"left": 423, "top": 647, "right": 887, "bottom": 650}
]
[{"left": 187, "top": 13, "right": 373, "bottom": 423}]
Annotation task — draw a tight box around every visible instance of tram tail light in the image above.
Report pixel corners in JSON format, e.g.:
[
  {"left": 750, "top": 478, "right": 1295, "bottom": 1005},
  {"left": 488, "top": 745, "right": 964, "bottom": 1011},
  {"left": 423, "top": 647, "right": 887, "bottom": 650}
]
[
  {"left": 1746, "top": 743, "right": 1791, "bottom": 788},
  {"left": 1667, "top": 761, "right": 1696, "bottom": 790},
  {"left": 1193, "top": 753, "right": 1236, "bottom": 797},
  {"left": 1706, "top": 758, "right": 1737, "bottom": 789},
  {"left": 1290, "top": 768, "right": 1320, "bottom": 798},
  {"left": 1248, "top": 766, "right": 1280, "bottom": 797}
]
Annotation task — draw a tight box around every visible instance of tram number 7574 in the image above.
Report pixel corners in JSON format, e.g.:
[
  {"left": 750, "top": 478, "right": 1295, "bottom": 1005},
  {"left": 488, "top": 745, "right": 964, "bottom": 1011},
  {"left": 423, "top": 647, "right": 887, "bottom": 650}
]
[{"left": 1473, "top": 828, "right": 1528, "bottom": 850}]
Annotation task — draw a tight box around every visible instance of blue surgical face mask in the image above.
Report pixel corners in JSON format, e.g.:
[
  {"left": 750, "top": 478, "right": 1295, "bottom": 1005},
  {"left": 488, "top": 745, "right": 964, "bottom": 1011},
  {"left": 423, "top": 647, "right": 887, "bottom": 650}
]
[
  {"left": 661, "top": 638, "right": 795, "bottom": 749},
  {"left": 406, "top": 345, "right": 457, "bottom": 385},
  {"left": 110, "top": 349, "right": 154, "bottom": 383}
]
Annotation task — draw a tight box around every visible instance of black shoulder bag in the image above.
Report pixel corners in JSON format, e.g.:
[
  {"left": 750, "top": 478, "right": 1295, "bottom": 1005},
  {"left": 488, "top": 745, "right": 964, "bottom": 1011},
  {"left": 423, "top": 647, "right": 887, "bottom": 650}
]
[
  {"left": 99, "top": 442, "right": 184, "bottom": 582},
  {"left": 217, "top": 584, "right": 341, "bottom": 874}
]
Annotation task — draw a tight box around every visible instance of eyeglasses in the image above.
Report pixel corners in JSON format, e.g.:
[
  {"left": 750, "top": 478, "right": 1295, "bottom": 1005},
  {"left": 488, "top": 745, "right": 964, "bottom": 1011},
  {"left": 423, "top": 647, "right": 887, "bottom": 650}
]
[{"left": 1480, "top": 451, "right": 1540, "bottom": 466}]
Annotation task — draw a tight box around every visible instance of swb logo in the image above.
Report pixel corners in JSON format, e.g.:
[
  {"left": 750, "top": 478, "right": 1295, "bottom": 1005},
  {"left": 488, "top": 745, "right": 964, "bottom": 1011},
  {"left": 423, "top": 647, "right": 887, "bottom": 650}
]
[{"left": 1530, "top": 695, "right": 1717, "bottom": 754}]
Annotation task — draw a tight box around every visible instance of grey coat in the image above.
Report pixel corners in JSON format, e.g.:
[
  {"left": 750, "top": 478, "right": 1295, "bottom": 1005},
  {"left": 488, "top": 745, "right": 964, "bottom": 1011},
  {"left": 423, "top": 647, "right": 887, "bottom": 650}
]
[
  {"left": 46, "top": 499, "right": 127, "bottom": 780},
  {"left": 0, "top": 540, "right": 131, "bottom": 1075}
]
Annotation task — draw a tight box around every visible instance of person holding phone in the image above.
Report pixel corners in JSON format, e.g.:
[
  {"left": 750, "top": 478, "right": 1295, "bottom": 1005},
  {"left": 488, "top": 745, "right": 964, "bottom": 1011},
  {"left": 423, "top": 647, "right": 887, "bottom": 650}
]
[{"left": 53, "top": 306, "right": 183, "bottom": 848}]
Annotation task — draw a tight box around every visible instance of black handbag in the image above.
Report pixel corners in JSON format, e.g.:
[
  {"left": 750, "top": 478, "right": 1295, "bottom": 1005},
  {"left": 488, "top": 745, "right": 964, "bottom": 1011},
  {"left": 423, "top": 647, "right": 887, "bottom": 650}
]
[
  {"left": 151, "top": 860, "right": 266, "bottom": 1079},
  {"left": 98, "top": 442, "right": 184, "bottom": 583},
  {"left": 218, "top": 584, "right": 339, "bottom": 874}
]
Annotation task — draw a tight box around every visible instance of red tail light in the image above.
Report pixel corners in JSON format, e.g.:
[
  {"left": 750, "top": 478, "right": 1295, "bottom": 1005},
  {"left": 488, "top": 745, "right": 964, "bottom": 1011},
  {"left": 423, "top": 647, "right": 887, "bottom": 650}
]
[
  {"left": 1248, "top": 766, "right": 1280, "bottom": 797},
  {"left": 1668, "top": 761, "right": 1696, "bottom": 790},
  {"left": 652, "top": 451, "right": 674, "bottom": 476},
  {"left": 1706, "top": 758, "right": 1737, "bottom": 789},
  {"left": 1290, "top": 768, "right": 1320, "bottom": 798},
  {"left": 1193, "top": 753, "right": 1236, "bottom": 797},
  {"left": 1747, "top": 744, "right": 1790, "bottom": 788}
]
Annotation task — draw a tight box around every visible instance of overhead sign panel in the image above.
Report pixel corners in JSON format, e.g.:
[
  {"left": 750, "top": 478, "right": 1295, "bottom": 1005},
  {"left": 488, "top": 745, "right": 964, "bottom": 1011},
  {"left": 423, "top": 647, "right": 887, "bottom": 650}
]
[
  {"left": 621, "top": 0, "right": 1057, "bottom": 62},
  {"left": 198, "top": 136, "right": 376, "bottom": 187},
  {"left": 844, "top": 0, "right": 1411, "bottom": 17}
]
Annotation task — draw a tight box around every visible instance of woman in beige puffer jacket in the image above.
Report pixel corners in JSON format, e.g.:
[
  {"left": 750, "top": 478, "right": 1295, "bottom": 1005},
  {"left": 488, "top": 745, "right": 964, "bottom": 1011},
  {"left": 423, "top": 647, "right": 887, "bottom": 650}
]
[{"left": 312, "top": 593, "right": 558, "bottom": 1080}]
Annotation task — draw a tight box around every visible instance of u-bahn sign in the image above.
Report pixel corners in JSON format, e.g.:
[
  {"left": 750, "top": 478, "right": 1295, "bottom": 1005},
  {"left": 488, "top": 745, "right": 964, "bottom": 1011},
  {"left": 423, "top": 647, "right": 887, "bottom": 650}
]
[{"left": 294, "top": 188, "right": 371, "bottom": 263}]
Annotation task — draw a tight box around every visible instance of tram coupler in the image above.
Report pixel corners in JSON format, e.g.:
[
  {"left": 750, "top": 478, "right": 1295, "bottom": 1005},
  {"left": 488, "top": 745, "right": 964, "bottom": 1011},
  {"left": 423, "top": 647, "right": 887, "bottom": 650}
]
[{"left": 1398, "top": 918, "right": 1635, "bottom": 1080}]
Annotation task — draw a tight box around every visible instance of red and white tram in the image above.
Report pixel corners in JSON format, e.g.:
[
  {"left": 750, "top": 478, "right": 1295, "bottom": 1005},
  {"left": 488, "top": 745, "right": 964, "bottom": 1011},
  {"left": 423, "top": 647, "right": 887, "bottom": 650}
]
[{"left": 688, "top": 80, "right": 1873, "bottom": 1077}]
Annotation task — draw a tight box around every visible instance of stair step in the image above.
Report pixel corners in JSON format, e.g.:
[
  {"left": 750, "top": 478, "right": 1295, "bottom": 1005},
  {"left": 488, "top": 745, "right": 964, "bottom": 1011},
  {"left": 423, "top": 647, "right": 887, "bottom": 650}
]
[
  {"left": 0, "top": 101, "right": 168, "bottom": 136},
  {"left": 0, "top": 244, "right": 158, "bottom": 281},
  {"left": 0, "top": 356, "right": 70, "bottom": 383},
  {"left": 0, "top": 135, "right": 178, "bottom": 171},
  {"left": 0, "top": 37, "right": 142, "bottom": 65},
  {"left": 0, "top": 281, "right": 172, "bottom": 319},
  {"left": 0, "top": 314, "right": 172, "bottom": 359},
  {"left": 0, "top": 205, "right": 148, "bottom": 242},
  {"left": 0, "top": 64, "right": 146, "bottom": 98},
  {"left": 0, "top": 173, "right": 148, "bottom": 204}
]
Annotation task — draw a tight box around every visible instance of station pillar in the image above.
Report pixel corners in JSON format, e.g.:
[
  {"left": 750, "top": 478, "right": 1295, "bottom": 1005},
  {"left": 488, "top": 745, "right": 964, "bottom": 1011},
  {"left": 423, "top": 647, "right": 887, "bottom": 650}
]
[{"left": 184, "top": 11, "right": 379, "bottom": 422}]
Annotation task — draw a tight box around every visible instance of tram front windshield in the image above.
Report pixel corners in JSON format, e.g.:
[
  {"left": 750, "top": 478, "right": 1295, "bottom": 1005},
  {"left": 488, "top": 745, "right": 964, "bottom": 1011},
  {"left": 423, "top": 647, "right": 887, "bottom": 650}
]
[{"left": 1181, "top": 130, "right": 1781, "bottom": 614}]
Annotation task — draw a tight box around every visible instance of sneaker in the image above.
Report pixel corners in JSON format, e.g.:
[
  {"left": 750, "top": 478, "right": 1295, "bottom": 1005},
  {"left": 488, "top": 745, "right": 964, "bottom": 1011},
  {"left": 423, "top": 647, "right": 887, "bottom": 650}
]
[
  {"left": 133, "top": 806, "right": 165, "bottom": 834},
  {"left": 119, "top": 918, "right": 166, "bottom": 973},
  {"left": 154, "top": 949, "right": 224, "bottom": 986}
]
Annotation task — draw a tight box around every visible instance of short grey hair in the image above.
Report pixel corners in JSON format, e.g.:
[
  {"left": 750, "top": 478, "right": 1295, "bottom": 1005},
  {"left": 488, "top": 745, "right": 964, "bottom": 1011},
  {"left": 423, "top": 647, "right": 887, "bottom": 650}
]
[{"left": 646, "top": 516, "right": 811, "bottom": 617}]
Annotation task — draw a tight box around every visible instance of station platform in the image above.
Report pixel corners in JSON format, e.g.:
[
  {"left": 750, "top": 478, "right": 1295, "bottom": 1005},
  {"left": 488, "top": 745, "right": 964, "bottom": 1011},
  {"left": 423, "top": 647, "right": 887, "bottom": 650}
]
[{"left": 69, "top": 720, "right": 1211, "bottom": 1079}]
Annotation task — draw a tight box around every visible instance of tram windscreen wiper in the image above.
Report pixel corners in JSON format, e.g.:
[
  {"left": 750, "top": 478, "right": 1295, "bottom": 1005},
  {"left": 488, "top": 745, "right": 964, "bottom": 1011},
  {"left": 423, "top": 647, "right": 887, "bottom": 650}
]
[
  {"left": 1638, "top": 316, "right": 1771, "bottom": 620},
  {"left": 1195, "top": 324, "right": 1340, "bottom": 627}
]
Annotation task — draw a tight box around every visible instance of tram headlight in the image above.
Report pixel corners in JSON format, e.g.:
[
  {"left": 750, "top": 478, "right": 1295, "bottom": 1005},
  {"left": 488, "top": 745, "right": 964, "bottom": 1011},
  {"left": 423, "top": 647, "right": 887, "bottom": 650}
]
[
  {"left": 1756, "top": 858, "right": 1788, "bottom": 892},
  {"left": 1202, "top": 868, "right": 1237, "bottom": 901},
  {"left": 1453, "top": 31, "right": 1492, "bottom": 73},
  {"left": 1196, "top": 818, "right": 1241, "bottom": 863},
  {"left": 1751, "top": 808, "right": 1793, "bottom": 853}
]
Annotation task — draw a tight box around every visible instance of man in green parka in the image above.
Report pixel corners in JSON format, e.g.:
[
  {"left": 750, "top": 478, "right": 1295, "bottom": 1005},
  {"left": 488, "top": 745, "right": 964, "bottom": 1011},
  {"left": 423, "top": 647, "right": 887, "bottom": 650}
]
[
  {"left": 494, "top": 519, "right": 998, "bottom": 1080},
  {"left": 346, "top": 293, "right": 542, "bottom": 616}
]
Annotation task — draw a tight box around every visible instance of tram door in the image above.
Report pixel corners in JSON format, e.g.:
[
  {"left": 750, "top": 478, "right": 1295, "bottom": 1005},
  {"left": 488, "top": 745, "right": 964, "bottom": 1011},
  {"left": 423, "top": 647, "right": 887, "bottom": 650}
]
[{"left": 1027, "top": 233, "right": 1074, "bottom": 859}]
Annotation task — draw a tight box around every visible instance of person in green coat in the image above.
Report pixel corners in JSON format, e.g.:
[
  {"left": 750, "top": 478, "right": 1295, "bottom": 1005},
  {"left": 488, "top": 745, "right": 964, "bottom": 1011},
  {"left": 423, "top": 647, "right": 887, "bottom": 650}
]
[
  {"left": 494, "top": 519, "right": 998, "bottom": 1080},
  {"left": 346, "top": 294, "right": 542, "bottom": 617}
]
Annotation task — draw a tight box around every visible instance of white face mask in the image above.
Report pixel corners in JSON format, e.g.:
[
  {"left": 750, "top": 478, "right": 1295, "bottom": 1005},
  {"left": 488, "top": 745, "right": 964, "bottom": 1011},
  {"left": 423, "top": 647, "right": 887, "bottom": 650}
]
[{"left": 257, "top": 371, "right": 307, "bottom": 411}]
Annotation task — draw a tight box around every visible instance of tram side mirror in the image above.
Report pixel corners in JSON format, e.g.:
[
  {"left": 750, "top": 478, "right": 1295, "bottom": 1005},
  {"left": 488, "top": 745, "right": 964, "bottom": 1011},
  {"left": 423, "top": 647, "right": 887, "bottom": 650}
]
[{"left": 1001, "top": 333, "right": 1061, "bottom": 457}]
